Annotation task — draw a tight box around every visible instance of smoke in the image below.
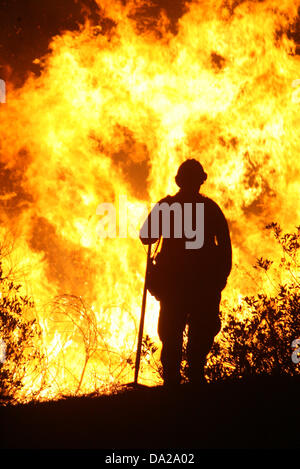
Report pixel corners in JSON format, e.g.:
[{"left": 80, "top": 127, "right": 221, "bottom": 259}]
[{"left": 0, "top": 0, "right": 103, "bottom": 84}]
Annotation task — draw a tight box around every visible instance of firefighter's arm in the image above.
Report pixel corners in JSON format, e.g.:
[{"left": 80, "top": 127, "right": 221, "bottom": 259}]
[
  {"left": 215, "top": 206, "right": 232, "bottom": 287},
  {"left": 139, "top": 206, "right": 159, "bottom": 245},
  {"left": 139, "top": 196, "right": 172, "bottom": 245}
]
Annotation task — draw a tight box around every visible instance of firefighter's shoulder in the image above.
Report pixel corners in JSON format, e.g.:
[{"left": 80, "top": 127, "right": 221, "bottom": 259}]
[
  {"left": 156, "top": 195, "right": 174, "bottom": 205},
  {"left": 200, "top": 196, "right": 226, "bottom": 220},
  {"left": 202, "top": 195, "right": 222, "bottom": 211}
]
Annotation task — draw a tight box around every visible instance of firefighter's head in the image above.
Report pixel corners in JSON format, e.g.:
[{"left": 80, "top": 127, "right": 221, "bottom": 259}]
[{"left": 175, "top": 159, "right": 207, "bottom": 192}]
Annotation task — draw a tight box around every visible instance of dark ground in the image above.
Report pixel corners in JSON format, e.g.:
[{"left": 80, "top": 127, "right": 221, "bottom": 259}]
[{"left": 0, "top": 375, "right": 299, "bottom": 449}]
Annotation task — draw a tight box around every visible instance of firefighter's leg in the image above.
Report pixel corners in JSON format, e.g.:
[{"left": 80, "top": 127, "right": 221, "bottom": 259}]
[
  {"left": 186, "top": 293, "right": 221, "bottom": 383},
  {"left": 158, "top": 301, "right": 187, "bottom": 385}
]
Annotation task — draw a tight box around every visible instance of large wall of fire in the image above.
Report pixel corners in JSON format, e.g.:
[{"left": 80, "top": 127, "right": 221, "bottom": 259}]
[{"left": 0, "top": 0, "right": 299, "bottom": 399}]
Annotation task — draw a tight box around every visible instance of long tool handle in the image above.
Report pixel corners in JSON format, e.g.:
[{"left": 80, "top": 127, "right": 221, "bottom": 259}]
[{"left": 134, "top": 244, "right": 151, "bottom": 384}]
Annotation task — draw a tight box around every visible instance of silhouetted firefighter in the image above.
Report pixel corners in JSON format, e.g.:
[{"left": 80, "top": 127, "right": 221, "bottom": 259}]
[{"left": 140, "top": 159, "right": 232, "bottom": 385}]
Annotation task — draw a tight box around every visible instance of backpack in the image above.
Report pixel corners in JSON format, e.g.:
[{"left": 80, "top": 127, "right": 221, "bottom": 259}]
[{"left": 146, "top": 238, "right": 166, "bottom": 301}]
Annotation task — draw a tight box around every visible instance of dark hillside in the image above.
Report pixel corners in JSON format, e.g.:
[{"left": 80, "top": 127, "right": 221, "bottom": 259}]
[{"left": 0, "top": 375, "right": 299, "bottom": 449}]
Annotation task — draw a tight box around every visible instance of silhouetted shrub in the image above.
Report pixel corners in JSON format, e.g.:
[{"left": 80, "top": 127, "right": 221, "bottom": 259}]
[
  {"left": 206, "top": 224, "right": 300, "bottom": 381},
  {"left": 0, "top": 258, "right": 42, "bottom": 401}
]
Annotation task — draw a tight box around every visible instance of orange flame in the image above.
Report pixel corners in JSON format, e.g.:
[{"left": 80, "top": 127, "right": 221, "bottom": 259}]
[{"left": 0, "top": 0, "right": 300, "bottom": 400}]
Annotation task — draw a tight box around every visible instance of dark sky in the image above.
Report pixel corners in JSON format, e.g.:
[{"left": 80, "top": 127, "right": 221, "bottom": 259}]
[
  {"left": 0, "top": 0, "right": 299, "bottom": 86},
  {"left": 0, "top": 0, "right": 190, "bottom": 86}
]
